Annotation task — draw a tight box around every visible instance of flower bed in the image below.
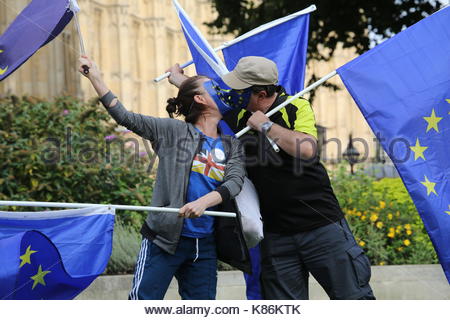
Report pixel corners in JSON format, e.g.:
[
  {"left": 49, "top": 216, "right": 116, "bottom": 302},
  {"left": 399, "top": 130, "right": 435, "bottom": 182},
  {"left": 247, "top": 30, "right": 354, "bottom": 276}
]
[{"left": 331, "top": 166, "right": 438, "bottom": 266}]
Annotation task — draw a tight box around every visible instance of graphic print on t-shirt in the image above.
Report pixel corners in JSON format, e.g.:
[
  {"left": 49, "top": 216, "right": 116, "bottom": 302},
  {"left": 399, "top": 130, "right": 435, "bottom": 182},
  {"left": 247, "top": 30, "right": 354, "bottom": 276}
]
[
  {"left": 191, "top": 147, "right": 226, "bottom": 182},
  {"left": 182, "top": 134, "right": 226, "bottom": 238}
]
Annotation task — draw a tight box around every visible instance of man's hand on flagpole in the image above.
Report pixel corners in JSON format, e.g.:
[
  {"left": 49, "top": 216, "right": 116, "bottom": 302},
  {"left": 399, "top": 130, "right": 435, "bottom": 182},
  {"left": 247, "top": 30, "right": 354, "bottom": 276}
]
[
  {"left": 247, "top": 111, "right": 271, "bottom": 132},
  {"left": 247, "top": 111, "right": 317, "bottom": 159},
  {"left": 166, "top": 63, "right": 189, "bottom": 88},
  {"left": 247, "top": 111, "right": 281, "bottom": 152}
]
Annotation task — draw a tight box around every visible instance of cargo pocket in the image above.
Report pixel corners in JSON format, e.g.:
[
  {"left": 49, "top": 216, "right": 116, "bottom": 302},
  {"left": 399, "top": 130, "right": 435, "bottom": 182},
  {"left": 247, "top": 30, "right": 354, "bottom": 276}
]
[{"left": 346, "top": 245, "right": 371, "bottom": 287}]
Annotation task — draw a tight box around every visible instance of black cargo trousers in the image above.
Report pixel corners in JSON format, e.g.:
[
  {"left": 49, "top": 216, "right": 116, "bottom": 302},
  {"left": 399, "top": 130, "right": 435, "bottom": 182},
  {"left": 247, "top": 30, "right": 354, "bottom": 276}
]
[{"left": 260, "top": 218, "right": 376, "bottom": 300}]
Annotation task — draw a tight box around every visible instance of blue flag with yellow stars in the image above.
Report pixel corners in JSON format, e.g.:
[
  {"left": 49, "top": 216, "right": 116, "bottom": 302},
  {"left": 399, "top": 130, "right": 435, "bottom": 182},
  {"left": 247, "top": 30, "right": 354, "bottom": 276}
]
[
  {"left": 337, "top": 6, "right": 450, "bottom": 283},
  {"left": 0, "top": 206, "right": 115, "bottom": 299},
  {"left": 0, "top": 0, "right": 76, "bottom": 81}
]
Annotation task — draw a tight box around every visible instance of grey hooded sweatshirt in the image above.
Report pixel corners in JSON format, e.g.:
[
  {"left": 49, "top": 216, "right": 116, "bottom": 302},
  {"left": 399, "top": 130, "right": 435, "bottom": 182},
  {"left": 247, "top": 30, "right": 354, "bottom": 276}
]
[{"left": 101, "top": 92, "right": 246, "bottom": 255}]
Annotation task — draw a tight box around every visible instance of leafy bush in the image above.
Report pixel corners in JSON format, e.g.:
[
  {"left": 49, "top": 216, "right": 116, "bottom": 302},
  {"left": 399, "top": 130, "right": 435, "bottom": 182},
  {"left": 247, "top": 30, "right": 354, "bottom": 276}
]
[
  {"left": 106, "top": 220, "right": 141, "bottom": 274},
  {"left": 330, "top": 166, "right": 438, "bottom": 266},
  {"left": 1, "top": 95, "right": 439, "bottom": 275},
  {"left": 0, "top": 95, "right": 153, "bottom": 227}
]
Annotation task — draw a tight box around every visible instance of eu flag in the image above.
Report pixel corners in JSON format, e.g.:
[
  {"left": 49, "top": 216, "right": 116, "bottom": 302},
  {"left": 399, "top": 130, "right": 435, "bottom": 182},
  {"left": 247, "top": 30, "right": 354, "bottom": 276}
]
[
  {"left": 0, "top": 206, "right": 115, "bottom": 299},
  {"left": 222, "top": 8, "right": 313, "bottom": 95},
  {"left": 0, "top": 0, "right": 76, "bottom": 81},
  {"left": 337, "top": 7, "right": 450, "bottom": 283},
  {"left": 173, "top": 0, "right": 228, "bottom": 78}
]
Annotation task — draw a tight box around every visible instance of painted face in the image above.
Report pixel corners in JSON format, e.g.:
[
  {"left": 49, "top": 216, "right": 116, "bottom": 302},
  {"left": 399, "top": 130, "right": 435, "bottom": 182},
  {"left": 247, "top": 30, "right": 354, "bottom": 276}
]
[{"left": 203, "top": 80, "right": 252, "bottom": 115}]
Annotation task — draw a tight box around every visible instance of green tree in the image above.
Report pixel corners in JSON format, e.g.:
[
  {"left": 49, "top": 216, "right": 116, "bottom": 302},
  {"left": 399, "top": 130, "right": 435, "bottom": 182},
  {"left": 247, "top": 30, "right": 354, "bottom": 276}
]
[
  {"left": 207, "top": 0, "right": 442, "bottom": 90},
  {"left": 208, "top": 0, "right": 441, "bottom": 60}
]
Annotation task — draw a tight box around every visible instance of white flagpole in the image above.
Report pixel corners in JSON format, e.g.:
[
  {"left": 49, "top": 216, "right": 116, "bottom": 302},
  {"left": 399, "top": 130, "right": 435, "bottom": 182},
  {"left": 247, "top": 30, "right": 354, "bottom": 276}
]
[
  {"left": 236, "top": 71, "right": 338, "bottom": 138},
  {"left": 267, "top": 136, "right": 280, "bottom": 152},
  {"left": 0, "top": 201, "right": 236, "bottom": 218},
  {"left": 154, "top": 5, "right": 317, "bottom": 83},
  {"left": 73, "top": 15, "right": 85, "bottom": 55},
  {"left": 70, "top": 0, "right": 89, "bottom": 75}
]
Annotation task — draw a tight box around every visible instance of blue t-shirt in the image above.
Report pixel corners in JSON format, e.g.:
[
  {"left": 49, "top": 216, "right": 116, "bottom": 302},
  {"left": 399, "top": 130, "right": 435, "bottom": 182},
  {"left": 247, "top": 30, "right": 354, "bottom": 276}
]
[{"left": 181, "top": 131, "right": 226, "bottom": 238}]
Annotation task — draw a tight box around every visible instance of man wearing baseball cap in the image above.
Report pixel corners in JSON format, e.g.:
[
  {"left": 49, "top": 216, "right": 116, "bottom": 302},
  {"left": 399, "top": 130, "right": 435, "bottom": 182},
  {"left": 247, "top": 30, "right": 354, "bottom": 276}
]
[
  {"left": 221, "top": 56, "right": 279, "bottom": 90},
  {"left": 166, "top": 56, "right": 375, "bottom": 300},
  {"left": 220, "top": 56, "right": 375, "bottom": 300}
]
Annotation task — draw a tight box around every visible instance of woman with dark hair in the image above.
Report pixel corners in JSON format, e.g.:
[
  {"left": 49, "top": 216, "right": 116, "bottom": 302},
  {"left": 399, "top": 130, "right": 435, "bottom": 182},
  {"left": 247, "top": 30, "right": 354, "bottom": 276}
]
[{"left": 78, "top": 56, "right": 249, "bottom": 300}]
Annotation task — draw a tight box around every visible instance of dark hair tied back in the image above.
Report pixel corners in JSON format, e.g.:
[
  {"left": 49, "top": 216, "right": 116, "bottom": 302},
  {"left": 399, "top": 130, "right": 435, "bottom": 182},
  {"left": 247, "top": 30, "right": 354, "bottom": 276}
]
[
  {"left": 166, "top": 75, "right": 208, "bottom": 123},
  {"left": 166, "top": 97, "right": 179, "bottom": 118}
]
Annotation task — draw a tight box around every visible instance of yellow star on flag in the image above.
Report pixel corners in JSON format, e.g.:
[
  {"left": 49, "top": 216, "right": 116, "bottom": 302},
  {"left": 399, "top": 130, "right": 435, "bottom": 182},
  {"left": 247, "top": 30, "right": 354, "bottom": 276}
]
[
  {"left": 446, "top": 205, "right": 450, "bottom": 215},
  {"left": 19, "top": 245, "right": 37, "bottom": 268},
  {"left": 410, "top": 138, "right": 428, "bottom": 161},
  {"left": 30, "top": 265, "right": 51, "bottom": 290},
  {"left": 420, "top": 176, "right": 438, "bottom": 196},
  {"left": 0, "top": 49, "right": 8, "bottom": 75},
  {"left": 423, "top": 109, "right": 442, "bottom": 133},
  {"left": 447, "top": 99, "right": 450, "bottom": 115}
]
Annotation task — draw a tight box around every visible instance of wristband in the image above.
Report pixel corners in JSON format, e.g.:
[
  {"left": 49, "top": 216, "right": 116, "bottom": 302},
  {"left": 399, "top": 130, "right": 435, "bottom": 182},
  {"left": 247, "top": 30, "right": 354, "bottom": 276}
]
[{"left": 100, "top": 91, "right": 117, "bottom": 108}]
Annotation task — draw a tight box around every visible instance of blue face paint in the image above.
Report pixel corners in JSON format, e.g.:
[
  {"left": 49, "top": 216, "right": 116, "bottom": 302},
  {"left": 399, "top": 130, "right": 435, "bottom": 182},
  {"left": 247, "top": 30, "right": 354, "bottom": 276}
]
[{"left": 203, "top": 80, "right": 252, "bottom": 116}]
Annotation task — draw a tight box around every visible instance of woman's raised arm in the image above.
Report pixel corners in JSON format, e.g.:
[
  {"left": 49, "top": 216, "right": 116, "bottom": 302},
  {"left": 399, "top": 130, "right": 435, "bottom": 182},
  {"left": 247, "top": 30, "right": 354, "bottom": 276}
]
[
  {"left": 78, "top": 55, "right": 180, "bottom": 144},
  {"left": 78, "top": 55, "right": 117, "bottom": 107}
]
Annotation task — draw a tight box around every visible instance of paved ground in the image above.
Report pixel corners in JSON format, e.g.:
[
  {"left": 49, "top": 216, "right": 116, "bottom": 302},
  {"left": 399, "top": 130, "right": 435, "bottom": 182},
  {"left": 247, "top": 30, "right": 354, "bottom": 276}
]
[{"left": 77, "top": 265, "right": 450, "bottom": 300}]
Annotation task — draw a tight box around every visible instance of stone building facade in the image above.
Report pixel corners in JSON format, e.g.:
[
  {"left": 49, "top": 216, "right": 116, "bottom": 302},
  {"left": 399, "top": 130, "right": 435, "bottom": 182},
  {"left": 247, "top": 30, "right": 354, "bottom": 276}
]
[{"left": 0, "top": 0, "right": 379, "bottom": 162}]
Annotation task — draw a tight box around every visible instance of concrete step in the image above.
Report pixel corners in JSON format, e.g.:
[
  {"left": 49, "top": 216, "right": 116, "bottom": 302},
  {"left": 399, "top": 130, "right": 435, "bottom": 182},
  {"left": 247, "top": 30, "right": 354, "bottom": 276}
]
[{"left": 77, "top": 264, "right": 450, "bottom": 300}]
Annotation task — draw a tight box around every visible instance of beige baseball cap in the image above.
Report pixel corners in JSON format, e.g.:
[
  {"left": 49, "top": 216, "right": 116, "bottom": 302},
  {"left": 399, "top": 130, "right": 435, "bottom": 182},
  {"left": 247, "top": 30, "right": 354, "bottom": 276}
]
[{"left": 221, "top": 56, "right": 279, "bottom": 89}]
